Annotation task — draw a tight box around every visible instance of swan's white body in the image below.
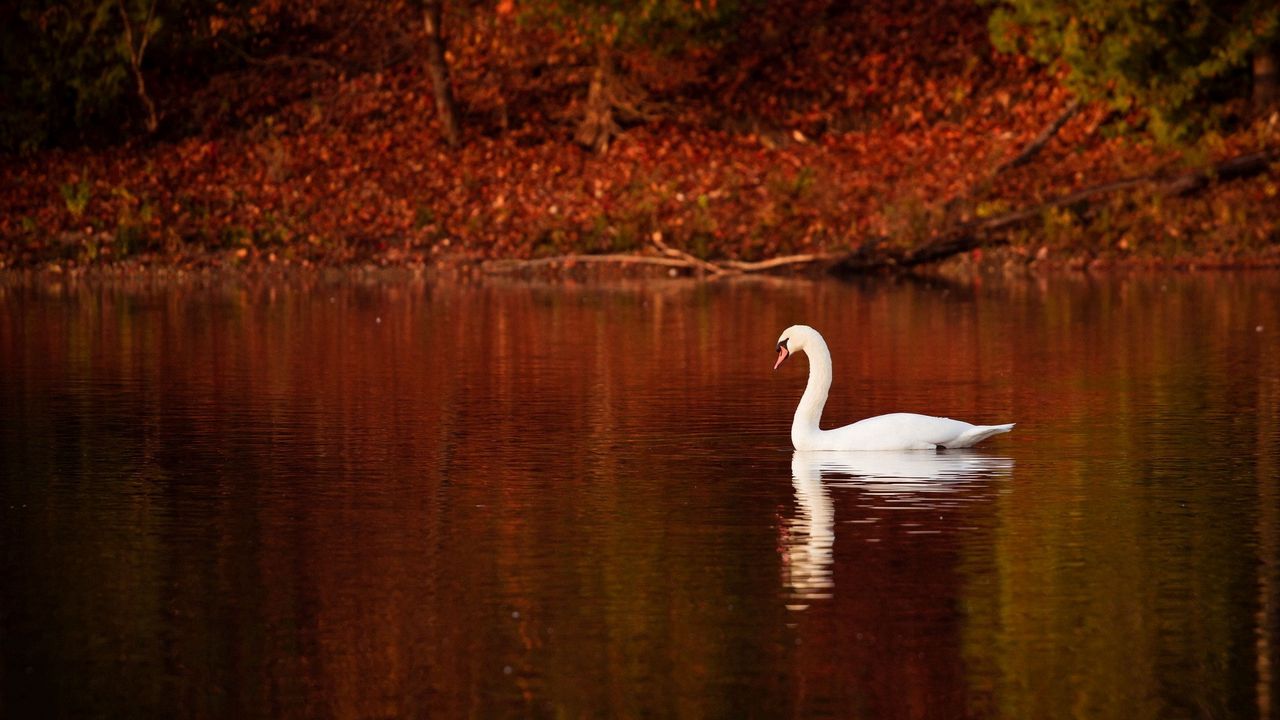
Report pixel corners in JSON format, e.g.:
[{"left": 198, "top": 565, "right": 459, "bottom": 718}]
[{"left": 774, "top": 325, "right": 1014, "bottom": 451}]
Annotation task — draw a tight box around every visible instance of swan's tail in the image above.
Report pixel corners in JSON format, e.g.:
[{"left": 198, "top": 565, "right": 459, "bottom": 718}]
[{"left": 946, "top": 423, "right": 1015, "bottom": 448}]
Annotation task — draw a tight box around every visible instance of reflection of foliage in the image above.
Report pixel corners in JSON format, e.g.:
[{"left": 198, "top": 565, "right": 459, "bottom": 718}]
[
  {"left": 988, "top": 0, "right": 1280, "bottom": 142},
  {"left": 5, "top": 278, "right": 1279, "bottom": 717},
  {"left": 960, "top": 277, "right": 1280, "bottom": 720}
]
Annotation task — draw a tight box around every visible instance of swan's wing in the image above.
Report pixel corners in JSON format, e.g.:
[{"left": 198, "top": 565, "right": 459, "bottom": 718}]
[{"left": 827, "top": 413, "right": 973, "bottom": 450}]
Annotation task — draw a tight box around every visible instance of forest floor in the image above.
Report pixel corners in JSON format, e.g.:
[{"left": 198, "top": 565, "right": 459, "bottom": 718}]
[{"left": 2, "top": 0, "right": 1278, "bottom": 278}]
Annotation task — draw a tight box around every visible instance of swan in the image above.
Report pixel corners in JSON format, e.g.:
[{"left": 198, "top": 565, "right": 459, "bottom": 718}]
[{"left": 774, "top": 325, "right": 1014, "bottom": 451}]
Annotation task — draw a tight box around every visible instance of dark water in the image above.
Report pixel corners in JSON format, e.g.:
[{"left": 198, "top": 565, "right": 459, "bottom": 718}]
[{"left": 2, "top": 272, "right": 1277, "bottom": 719}]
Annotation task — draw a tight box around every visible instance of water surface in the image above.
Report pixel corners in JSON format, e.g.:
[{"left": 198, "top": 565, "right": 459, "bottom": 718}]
[{"left": 2, "top": 272, "right": 1277, "bottom": 718}]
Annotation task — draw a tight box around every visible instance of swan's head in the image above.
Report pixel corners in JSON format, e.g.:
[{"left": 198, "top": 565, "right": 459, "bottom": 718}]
[{"left": 774, "top": 324, "right": 821, "bottom": 370}]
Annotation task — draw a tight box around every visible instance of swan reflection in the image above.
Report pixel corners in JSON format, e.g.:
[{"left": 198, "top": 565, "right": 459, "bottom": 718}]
[{"left": 783, "top": 450, "right": 1013, "bottom": 610}]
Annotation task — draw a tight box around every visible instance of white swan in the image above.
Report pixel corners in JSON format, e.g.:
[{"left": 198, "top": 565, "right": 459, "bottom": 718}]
[{"left": 774, "top": 325, "right": 1014, "bottom": 451}]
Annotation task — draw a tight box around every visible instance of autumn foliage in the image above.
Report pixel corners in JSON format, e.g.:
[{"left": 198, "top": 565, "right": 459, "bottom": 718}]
[{"left": 1, "top": 0, "right": 1278, "bottom": 272}]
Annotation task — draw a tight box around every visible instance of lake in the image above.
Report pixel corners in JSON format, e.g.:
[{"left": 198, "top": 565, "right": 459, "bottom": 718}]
[{"left": 2, "top": 271, "right": 1277, "bottom": 719}]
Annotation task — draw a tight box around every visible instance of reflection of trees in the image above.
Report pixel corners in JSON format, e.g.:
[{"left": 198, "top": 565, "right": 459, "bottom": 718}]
[
  {"left": 1254, "top": 321, "right": 1278, "bottom": 720},
  {"left": 960, "top": 274, "right": 1280, "bottom": 720},
  {"left": 0, "top": 278, "right": 800, "bottom": 716},
  {"left": 2, "top": 272, "right": 1279, "bottom": 717}
]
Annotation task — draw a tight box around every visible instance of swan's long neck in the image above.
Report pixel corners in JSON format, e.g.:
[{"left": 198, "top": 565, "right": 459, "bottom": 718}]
[{"left": 793, "top": 337, "right": 832, "bottom": 443}]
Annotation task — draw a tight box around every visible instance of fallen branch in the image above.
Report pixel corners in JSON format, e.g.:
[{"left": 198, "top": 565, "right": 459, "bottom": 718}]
[
  {"left": 482, "top": 254, "right": 695, "bottom": 273},
  {"left": 481, "top": 247, "right": 834, "bottom": 277},
  {"left": 721, "top": 254, "right": 834, "bottom": 272},
  {"left": 482, "top": 146, "right": 1278, "bottom": 279},
  {"left": 650, "top": 234, "right": 732, "bottom": 275},
  {"left": 831, "top": 145, "right": 1280, "bottom": 275},
  {"left": 1159, "top": 148, "right": 1280, "bottom": 195}
]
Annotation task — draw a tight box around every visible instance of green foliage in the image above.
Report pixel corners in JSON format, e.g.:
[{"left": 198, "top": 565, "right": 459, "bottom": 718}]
[
  {"left": 988, "top": 0, "right": 1280, "bottom": 143},
  {"left": 111, "top": 185, "right": 154, "bottom": 256},
  {"left": 0, "top": 0, "right": 235, "bottom": 153},
  {"left": 769, "top": 165, "right": 816, "bottom": 200},
  {"left": 59, "top": 173, "right": 93, "bottom": 217},
  {"left": 0, "top": 1, "right": 128, "bottom": 151}
]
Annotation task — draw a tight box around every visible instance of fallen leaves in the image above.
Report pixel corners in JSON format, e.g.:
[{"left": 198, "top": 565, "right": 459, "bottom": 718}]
[{"left": 2, "top": 0, "right": 1278, "bottom": 272}]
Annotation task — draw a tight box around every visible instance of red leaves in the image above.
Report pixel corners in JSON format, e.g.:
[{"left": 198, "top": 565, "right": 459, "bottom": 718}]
[{"left": 1, "top": 0, "right": 1276, "bottom": 270}]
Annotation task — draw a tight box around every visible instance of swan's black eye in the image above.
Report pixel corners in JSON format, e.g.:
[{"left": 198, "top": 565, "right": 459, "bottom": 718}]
[{"left": 776, "top": 338, "right": 789, "bottom": 352}]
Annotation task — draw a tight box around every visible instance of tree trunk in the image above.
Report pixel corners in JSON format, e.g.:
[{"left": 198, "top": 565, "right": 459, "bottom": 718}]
[
  {"left": 1255, "top": 47, "right": 1278, "bottom": 114},
  {"left": 575, "top": 43, "right": 620, "bottom": 154},
  {"left": 422, "top": 0, "right": 460, "bottom": 147},
  {"left": 118, "top": 0, "right": 159, "bottom": 134}
]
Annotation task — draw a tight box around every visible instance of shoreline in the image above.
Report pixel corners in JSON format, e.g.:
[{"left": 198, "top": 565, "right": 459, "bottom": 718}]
[{"left": 5, "top": 244, "right": 1280, "bottom": 288}]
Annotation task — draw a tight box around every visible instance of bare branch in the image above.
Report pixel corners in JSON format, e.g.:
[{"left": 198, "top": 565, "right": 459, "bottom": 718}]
[
  {"left": 995, "top": 96, "right": 1082, "bottom": 174},
  {"left": 833, "top": 145, "right": 1280, "bottom": 275},
  {"left": 136, "top": 0, "right": 157, "bottom": 61}
]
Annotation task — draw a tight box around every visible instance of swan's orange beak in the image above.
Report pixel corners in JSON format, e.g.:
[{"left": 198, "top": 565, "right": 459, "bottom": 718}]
[{"left": 773, "top": 344, "right": 789, "bottom": 370}]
